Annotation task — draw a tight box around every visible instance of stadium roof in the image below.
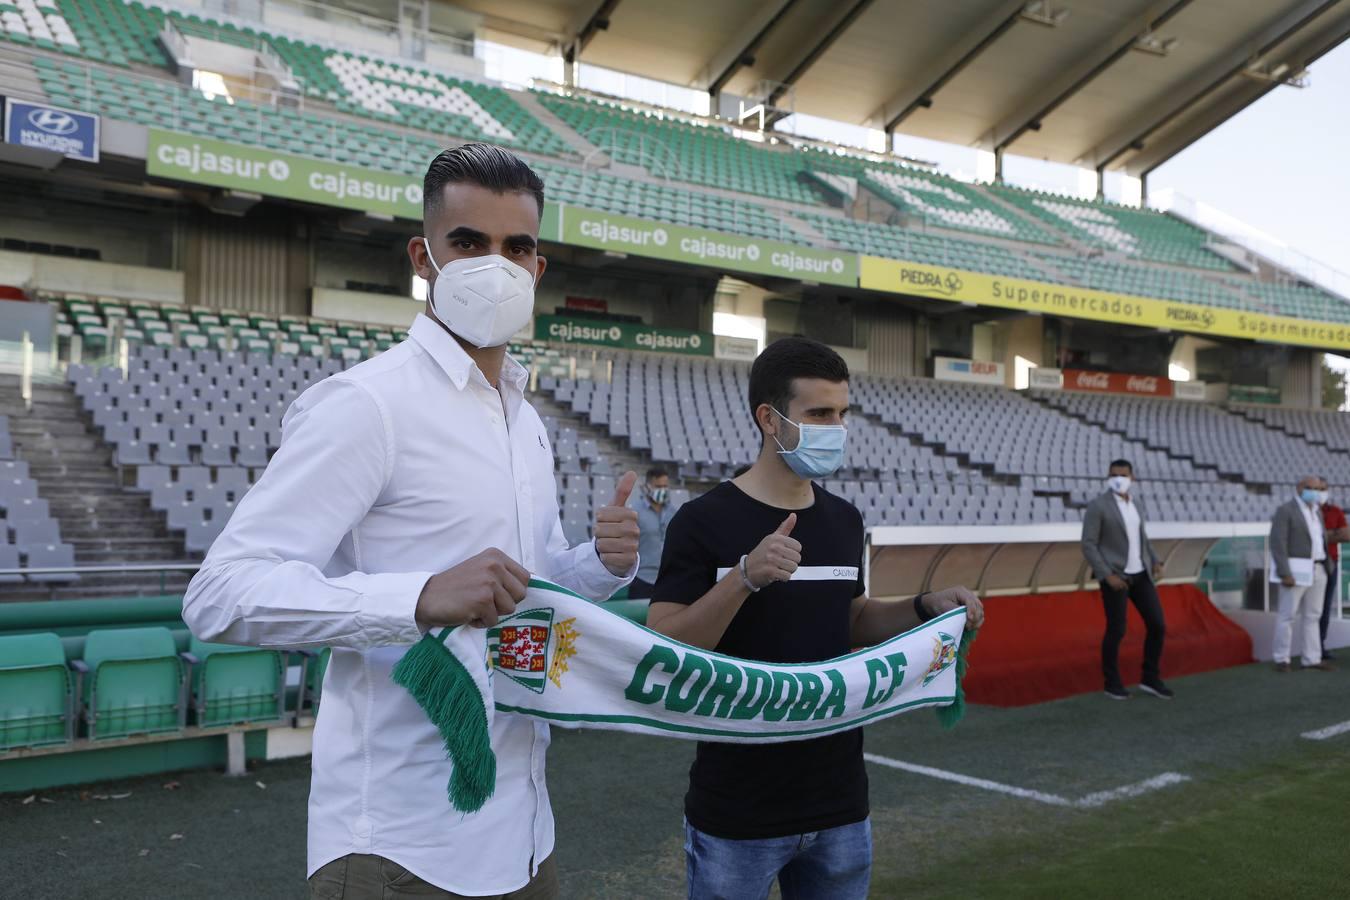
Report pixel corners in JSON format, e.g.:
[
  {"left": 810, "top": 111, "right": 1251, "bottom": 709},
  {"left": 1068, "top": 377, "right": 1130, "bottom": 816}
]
[{"left": 458, "top": 0, "right": 1350, "bottom": 177}]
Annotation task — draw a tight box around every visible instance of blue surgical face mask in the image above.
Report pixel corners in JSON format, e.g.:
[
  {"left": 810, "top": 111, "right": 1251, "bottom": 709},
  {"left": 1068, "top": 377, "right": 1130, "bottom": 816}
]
[
  {"left": 1301, "top": 488, "right": 1320, "bottom": 504},
  {"left": 772, "top": 407, "right": 847, "bottom": 480}
]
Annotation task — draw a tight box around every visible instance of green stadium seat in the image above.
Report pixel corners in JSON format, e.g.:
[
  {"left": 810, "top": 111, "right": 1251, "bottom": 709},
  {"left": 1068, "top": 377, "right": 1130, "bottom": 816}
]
[
  {"left": 990, "top": 184, "right": 1233, "bottom": 271},
  {"left": 183, "top": 637, "right": 285, "bottom": 728},
  {"left": 74, "top": 626, "right": 185, "bottom": 739},
  {"left": 0, "top": 632, "right": 73, "bottom": 751}
]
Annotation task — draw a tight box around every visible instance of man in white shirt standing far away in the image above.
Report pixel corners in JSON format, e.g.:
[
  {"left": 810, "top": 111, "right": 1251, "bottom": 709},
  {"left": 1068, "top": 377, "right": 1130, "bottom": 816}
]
[
  {"left": 182, "top": 143, "right": 640, "bottom": 900},
  {"left": 1080, "top": 458, "right": 1170, "bottom": 701},
  {"left": 1268, "top": 476, "right": 1337, "bottom": 673}
]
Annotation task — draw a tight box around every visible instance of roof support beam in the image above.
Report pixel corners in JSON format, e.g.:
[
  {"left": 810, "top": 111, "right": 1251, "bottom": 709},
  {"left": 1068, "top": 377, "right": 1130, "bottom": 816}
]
[
  {"left": 990, "top": 0, "right": 1197, "bottom": 153},
  {"left": 763, "top": 0, "right": 878, "bottom": 123},
  {"left": 871, "top": 0, "right": 1027, "bottom": 133},
  {"left": 1131, "top": 6, "right": 1350, "bottom": 177},
  {"left": 562, "top": 0, "right": 624, "bottom": 65},
  {"left": 699, "top": 0, "right": 801, "bottom": 98},
  {"left": 1090, "top": 0, "right": 1343, "bottom": 170}
]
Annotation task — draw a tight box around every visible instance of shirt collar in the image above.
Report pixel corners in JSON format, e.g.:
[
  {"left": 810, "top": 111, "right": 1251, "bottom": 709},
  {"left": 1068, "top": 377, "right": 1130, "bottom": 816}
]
[{"left": 409, "top": 313, "right": 529, "bottom": 395}]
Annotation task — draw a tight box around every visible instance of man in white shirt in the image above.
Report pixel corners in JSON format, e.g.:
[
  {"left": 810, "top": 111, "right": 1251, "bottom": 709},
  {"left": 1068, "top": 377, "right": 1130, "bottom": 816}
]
[
  {"left": 1269, "top": 476, "right": 1337, "bottom": 673},
  {"left": 183, "top": 143, "right": 640, "bottom": 899},
  {"left": 1080, "top": 459, "right": 1169, "bottom": 700}
]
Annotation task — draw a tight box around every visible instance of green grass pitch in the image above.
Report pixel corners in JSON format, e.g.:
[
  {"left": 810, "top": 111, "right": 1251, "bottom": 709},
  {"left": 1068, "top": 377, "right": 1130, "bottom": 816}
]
[{"left": 2, "top": 661, "right": 1347, "bottom": 898}]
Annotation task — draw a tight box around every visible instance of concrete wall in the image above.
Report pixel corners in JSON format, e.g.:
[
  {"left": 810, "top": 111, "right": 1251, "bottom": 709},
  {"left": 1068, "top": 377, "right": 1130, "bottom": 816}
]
[
  {"left": 311, "top": 287, "right": 422, "bottom": 328},
  {"left": 0, "top": 251, "right": 185, "bottom": 305}
]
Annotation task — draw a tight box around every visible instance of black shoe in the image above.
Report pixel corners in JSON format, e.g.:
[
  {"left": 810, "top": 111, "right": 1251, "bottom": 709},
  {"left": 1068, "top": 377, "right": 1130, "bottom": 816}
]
[
  {"left": 1104, "top": 685, "right": 1130, "bottom": 700},
  {"left": 1323, "top": 650, "right": 1336, "bottom": 661},
  {"left": 1138, "top": 680, "right": 1174, "bottom": 699}
]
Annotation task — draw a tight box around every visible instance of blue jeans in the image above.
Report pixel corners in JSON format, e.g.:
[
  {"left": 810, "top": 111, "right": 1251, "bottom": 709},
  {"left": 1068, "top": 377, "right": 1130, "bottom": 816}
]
[{"left": 684, "top": 818, "right": 871, "bottom": 900}]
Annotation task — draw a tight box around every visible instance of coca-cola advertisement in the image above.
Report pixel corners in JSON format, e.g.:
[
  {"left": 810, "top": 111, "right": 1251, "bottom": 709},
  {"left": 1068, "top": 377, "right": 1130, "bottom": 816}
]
[{"left": 1062, "top": 369, "right": 1174, "bottom": 397}]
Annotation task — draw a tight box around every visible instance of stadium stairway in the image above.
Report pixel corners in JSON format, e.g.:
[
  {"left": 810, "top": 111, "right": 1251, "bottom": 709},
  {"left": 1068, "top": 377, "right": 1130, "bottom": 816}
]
[
  {"left": 511, "top": 91, "right": 610, "bottom": 163},
  {"left": 980, "top": 188, "right": 1095, "bottom": 255},
  {"left": 0, "top": 376, "right": 189, "bottom": 601},
  {"left": 1024, "top": 390, "right": 1227, "bottom": 478}
]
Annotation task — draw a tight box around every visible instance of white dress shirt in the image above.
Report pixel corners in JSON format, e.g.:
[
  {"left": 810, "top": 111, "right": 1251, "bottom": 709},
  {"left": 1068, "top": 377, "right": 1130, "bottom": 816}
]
[
  {"left": 1113, "top": 493, "right": 1145, "bottom": 574},
  {"left": 1298, "top": 497, "right": 1327, "bottom": 562},
  {"left": 183, "top": 314, "right": 631, "bottom": 895}
]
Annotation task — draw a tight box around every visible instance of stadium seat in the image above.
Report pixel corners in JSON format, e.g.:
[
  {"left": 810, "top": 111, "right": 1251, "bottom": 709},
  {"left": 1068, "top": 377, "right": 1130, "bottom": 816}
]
[
  {"left": 24, "top": 543, "right": 78, "bottom": 582},
  {"left": 183, "top": 637, "right": 286, "bottom": 728},
  {"left": 0, "top": 632, "right": 73, "bottom": 751},
  {"left": 74, "top": 626, "right": 186, "bottom": 739}
]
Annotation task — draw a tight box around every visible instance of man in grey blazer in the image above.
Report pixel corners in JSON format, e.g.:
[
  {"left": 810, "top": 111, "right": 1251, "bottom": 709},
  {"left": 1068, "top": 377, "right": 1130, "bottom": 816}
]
[
  {"left": 1269, "top": 476, "right": 1339, "bottom": 672},
  {"left": 1081, "top": 459, "right": 1169, "bottom": 700}
]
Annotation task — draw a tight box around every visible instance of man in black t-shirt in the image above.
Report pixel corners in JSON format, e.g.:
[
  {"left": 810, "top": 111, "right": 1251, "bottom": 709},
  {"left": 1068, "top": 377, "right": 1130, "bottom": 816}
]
[{"left": 649, "top": 337, "right": 984, "bottom": 900}]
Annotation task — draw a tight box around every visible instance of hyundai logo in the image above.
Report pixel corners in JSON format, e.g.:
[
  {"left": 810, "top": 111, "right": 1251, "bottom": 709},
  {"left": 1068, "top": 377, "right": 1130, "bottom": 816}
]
[{"left": 27, "top": 109, "right": 78, "bottom": 135}]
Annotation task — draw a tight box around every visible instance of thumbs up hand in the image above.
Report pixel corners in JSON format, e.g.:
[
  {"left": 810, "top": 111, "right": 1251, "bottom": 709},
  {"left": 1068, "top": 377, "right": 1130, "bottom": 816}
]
[
  {"left": 743, "top": 513, "right": 802, "bottom": 590},
  {"left": 594, "top": 471, "right": 641, "bottom": 577}
]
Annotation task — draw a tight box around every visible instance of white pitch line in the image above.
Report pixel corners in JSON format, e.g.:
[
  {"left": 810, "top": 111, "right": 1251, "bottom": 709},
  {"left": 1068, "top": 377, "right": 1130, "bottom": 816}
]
[
  {"left": 863, "top": 753, "right": 1073, "bottom": 807},
  {"left": 1302, "top": 719, "right": 1350, "bottom": 741},
  {"left": 863, "top": 753, "right": 1190, "bottom": 809},
  {"left": 1074, "top": 772, "right": 1191, "bottom": 808}
]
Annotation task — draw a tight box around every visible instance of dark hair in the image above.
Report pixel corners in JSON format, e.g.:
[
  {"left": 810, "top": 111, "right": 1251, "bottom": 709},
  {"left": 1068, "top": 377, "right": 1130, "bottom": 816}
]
[
  {"left": 731, "top": 464, "right": 752, "bottom": 478},
  {"left": 1109, "top": 459, "right": 1133, "bottom": 474},
  {"left": 423, "top": 143, "right": 545, "bottom": 219},
  {"left": 646, "top": 467, "right": 669, "bottom": 481},
  {"left": 748, "top": 337, "right": 849, "bottom": 436}
]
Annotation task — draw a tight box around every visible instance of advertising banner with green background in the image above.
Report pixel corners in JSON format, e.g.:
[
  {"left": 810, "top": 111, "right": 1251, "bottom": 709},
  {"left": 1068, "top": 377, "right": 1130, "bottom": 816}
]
[
  {"left": 560, "top": 208, "right": 858, "bottom": 286},
  {"left": 147, "top": 129, "right": 561, "bottom": 235},
  {"left": 1229, "top": 385, "right": 1281, "bottom": 405},
  {"left": 148, "top": 128, "right": 423, "bottom": 218},
  {"left": 535, "top": 314, "right": 712, "bottom": 356}
]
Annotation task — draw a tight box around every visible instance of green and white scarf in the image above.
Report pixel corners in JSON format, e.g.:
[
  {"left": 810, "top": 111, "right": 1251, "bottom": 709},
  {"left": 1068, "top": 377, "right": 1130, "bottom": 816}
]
[{"left": 394, "top": 578, "right": 973, "bottom": 813}]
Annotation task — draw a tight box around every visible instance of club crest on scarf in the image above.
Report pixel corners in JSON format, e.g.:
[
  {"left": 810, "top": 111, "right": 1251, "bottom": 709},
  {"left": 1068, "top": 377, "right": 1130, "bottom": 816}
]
[
  {"left": 923, "top": 632, "right": 959, "bottom": 687},
  {"left": 486, "top": 607, "right": 580, "bottom": 693}
]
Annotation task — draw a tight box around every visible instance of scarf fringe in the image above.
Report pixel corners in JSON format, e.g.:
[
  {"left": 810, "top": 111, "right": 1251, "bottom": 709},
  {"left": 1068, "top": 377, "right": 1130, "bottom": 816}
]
[
  {"left": 935, "top": 627, "right": 976, "bottom": 730},
  {"left": 391, "top": 631, "right": 497, "bottom": 813}
]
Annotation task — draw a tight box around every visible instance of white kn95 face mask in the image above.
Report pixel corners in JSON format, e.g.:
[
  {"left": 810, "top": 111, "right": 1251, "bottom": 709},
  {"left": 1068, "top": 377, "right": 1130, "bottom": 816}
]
[{"left": 423, "top": 239, "right": 536, "bottom": 348}]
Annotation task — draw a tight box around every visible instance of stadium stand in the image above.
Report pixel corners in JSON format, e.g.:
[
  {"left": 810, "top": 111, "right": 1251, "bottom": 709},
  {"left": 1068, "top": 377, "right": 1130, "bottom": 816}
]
[
  {"left": 535, "top": 92, "right": 831, "bottom": 206},
  {"left": 0, "top": 593, "right": 323, "bottom": 754},
  {"left": 532, "top": 160, "right": 802, "bottom": 241},
  {"left": 6, "top": 282, "right": 1344, "bottom": 603},
  {"left": 1034, "top": 252, "right": 1249, "bottom": 309},
  {"left": 14, "top": 285, "right": 1336, "bottom": 578},
  {"left": 1222, "top": 277, "right": 1350, "bottom": 324},
  {"left": 6, "top": 0, "right": 1347, "bottom": 327},
  {"left": 797, "top": 211, "right": 1058, "bottom": 280},
  {"left": 1035, "top": 389, "right": 1350, "bottom": 485},
  {"left": 535, "top": 349, "right": 1319, "bottom": 530},
  {"left": 1233, "top": 403, "right": 1350, "bottom": 448},
  {"left": 845, "top": 161, "right": 1059, "bottom": 246},
  {"left": 990, "top": 183, "right": 1235, "bottom": 271}
]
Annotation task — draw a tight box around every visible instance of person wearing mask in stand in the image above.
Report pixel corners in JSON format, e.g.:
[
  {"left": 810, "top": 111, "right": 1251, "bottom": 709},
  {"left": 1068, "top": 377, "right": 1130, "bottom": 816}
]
[
  {"left": 627, "top": 467, "right": 676, "bottom": 600},
  {"left": 1081, "top": 459, "right": 1170, "bottom": 701}
]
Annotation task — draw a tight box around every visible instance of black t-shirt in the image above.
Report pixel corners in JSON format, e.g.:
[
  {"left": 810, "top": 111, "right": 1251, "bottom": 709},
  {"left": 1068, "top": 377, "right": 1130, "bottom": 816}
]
[{"left": 652, "top": 480, "right": 868, "bottom": 839}]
